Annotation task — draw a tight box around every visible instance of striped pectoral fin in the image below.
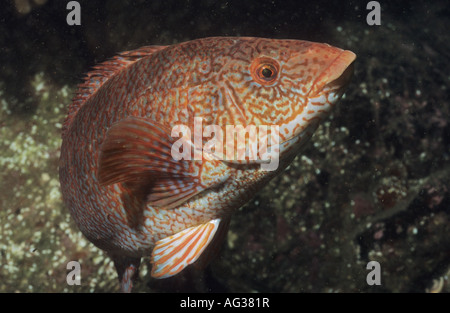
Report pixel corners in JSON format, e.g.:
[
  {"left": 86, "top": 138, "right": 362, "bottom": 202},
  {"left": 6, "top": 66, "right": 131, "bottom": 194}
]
[
  {"left": 98, "top": 116, "right": 228, "bottom": 210},
  {"left": 98, "top": 116, "right": 192, "bottom": 187},
  {"left": 150, "top": 218, "right": 223, "bottom": 279}
]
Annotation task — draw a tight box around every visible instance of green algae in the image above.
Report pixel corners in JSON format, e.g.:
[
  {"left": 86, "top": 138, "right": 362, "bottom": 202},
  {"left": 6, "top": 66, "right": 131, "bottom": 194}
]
[{"left": 0, "top": 74, "right": 124, "bottom": 292}]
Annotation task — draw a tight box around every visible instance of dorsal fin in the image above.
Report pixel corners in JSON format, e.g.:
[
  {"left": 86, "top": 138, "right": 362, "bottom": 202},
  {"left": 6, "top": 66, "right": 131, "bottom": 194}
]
[{"left": 62, "top": 45, "right": 167, "bottom": 138}]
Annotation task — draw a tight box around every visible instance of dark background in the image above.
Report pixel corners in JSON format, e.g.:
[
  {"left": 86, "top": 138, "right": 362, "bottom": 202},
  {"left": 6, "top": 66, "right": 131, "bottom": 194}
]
[{"left": 0, "top": 0, "right": 418, "bottom": 114}]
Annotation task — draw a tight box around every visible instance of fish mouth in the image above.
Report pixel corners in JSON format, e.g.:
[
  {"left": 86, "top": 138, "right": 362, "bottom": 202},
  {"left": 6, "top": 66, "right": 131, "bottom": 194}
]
[
  {"left": 279, "top": 50, "right": 356, "bottom": 147},
  {"left": 308, "top": 50, "right": 356, "bottom": 98}
]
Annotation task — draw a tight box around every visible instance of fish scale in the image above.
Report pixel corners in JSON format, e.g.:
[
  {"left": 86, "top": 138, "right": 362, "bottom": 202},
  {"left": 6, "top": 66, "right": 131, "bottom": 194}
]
[{"left": 59, "top": 36, "right": 355, "bottom": 291}]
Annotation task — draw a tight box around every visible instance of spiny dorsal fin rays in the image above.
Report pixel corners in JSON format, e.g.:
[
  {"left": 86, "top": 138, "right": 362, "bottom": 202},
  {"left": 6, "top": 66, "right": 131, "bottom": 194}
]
[
  {"left": 151, "top": 218, "right": 221, "bottom": 278},
  {"left": 63, "top": 45, "right": 167, "bottom": 138}
]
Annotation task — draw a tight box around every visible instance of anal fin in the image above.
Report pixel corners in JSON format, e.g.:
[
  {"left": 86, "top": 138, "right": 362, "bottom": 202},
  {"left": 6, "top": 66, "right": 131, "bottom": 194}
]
[{"left": 151, "top": 218, "right": 222, "bottom": 278}]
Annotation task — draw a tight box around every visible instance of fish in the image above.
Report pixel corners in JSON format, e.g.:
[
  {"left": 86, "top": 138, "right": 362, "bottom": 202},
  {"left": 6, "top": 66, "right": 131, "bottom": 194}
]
[{"left": 59, "top": 36, "right": 356, "bottom": 292}]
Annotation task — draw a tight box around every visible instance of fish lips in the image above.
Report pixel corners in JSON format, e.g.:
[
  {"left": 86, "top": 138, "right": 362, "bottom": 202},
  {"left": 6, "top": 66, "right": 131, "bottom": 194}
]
[{"left": 308, "top": 50, "right": 356, "bottom": 98}]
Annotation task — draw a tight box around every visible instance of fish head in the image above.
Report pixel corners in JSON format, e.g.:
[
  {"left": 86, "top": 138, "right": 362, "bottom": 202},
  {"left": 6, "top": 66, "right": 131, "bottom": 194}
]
[{"left": 220, "top": 37, "right": 356, "bottom": 156}]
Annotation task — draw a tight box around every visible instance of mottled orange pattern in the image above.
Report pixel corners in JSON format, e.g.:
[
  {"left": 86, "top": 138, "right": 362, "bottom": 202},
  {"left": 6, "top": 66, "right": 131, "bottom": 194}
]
[{"left": 59, "top": 37, "right": 355, "bottom": 291}]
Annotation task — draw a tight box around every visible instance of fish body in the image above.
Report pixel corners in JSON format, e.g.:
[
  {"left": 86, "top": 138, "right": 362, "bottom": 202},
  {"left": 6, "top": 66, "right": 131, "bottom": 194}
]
[{"left": 59, "top": 37, "right": 355, "bottom": 291}]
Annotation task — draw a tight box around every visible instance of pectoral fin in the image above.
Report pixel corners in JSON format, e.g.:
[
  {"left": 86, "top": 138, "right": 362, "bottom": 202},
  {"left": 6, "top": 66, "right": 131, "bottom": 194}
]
[
  {"left": 98, "top": 116, "right": 226, "bottom": 210},
  {"left": 150, "top": 218, "right": 222, "bottom": 278}
]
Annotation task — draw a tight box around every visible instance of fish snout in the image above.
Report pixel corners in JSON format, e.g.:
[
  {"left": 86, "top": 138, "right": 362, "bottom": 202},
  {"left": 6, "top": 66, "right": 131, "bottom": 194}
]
[
  {"left": 287, "top": 49, "right": 356, "bottom": 141},
  {"left": 308, "top": 50, "right": 356, "bottom": 99}
]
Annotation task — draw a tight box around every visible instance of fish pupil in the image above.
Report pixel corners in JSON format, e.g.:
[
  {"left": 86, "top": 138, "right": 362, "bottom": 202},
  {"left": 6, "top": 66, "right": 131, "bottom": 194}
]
[
  {"left": 261, "top": 67, "right": 273, "bottom": 78},
  {"left": 250, "top": 58, "right": 279, "bottom": 85}
]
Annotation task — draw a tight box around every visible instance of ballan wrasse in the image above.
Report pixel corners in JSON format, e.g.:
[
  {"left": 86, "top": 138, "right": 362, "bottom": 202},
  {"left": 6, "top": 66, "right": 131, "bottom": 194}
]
[{"left": 59, "top": 37, "right": 356, "bottom": 292}]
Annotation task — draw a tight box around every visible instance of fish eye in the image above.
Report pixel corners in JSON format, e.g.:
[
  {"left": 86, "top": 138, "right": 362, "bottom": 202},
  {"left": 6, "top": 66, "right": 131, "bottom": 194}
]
[
  {"left": 250, "top": 57, "right": 280, "bottom": 85},
  {"left": 261, "top": 67, "right": 274, "bottom": 78}
]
